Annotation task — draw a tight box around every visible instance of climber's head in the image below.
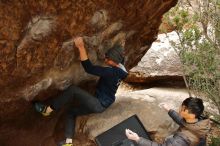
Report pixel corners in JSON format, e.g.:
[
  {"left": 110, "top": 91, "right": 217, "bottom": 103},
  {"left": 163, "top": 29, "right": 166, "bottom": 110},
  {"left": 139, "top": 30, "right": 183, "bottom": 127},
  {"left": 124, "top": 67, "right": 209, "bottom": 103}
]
[
  {"left": 179, "top": 97, "right": 204, "bottom": 120},
  {"left": 105, "top": 44, "right": 125, "bottom": 66}
]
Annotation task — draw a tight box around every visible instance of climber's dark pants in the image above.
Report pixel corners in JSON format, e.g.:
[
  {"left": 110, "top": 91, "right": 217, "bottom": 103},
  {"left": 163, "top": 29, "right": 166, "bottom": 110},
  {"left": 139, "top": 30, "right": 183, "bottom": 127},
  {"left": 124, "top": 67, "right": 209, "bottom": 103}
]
[{"left": 50, "top": 85, "right": 106, "bottom": 138}]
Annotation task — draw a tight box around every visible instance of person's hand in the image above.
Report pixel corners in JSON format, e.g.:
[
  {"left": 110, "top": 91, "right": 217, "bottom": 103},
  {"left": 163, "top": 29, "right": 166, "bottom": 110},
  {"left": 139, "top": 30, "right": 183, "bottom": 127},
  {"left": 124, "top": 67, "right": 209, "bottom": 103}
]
[
  {"left": 73, "top": 37, "right": 84, "bottom": 49},
  {"left": 159, "top": 103, "right": 173, "bottom": 111},
  {"left": 125, "top": 129, "right": 140, "bottom": 142}
]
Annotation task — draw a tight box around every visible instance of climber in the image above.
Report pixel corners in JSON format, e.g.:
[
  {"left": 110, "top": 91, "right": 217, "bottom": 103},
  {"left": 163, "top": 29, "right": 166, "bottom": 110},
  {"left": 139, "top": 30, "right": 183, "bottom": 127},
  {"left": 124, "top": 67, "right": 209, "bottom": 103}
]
[
  {"left": 125, "top": 97, "right": 211, "bottom": 146},
  {"left": 34, "top": 37, "right": 128, "bottom": 146}
]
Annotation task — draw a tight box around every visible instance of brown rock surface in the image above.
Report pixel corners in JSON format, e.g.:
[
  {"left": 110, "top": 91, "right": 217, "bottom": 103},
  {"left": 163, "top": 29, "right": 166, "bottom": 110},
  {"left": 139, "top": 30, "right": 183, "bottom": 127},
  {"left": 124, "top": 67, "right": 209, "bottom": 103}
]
[{"left": 0, "top": 0, "right": 177, "bottom": 146}]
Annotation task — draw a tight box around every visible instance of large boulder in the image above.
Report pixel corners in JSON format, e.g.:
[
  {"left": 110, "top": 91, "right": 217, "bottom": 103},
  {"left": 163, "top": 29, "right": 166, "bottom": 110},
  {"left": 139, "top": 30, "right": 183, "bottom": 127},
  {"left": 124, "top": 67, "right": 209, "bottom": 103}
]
[
  {"left": 126, "top": 31, "right": 184, "bottom": 83},
  {"left": 0, "top": 1, "right": 178, "bottom": 146}
]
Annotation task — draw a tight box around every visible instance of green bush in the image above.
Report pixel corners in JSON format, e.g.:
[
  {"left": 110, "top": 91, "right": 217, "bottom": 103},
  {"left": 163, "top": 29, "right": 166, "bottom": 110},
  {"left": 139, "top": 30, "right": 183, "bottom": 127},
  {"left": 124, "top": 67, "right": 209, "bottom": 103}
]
[
  {"left": 209, "top": 137, "right": 220, "bottom": 146},
  {"left": 163, "top": 0, "right": 220, "bottom": 113}
]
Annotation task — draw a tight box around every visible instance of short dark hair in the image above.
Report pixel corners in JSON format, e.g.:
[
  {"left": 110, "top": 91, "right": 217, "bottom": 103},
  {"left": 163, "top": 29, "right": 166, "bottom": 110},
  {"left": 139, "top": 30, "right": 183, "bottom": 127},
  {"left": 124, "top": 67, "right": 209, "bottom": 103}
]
[{"left": 182, "top": 97, "right": 204, "bottom": 118}]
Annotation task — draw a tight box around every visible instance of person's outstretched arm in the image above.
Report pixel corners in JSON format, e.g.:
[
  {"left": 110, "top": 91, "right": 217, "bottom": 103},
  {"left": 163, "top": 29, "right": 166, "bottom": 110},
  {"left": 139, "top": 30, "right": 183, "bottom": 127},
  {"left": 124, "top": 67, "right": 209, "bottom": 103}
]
[
  {"left": 73, "top": 37, "right": 114, "bottom": 77},
  {"left": 159, "top": 103, "right": 185, "bottom": 126},
  {"left": 168, "top": 109, "right": 185, "bottom": 126}
]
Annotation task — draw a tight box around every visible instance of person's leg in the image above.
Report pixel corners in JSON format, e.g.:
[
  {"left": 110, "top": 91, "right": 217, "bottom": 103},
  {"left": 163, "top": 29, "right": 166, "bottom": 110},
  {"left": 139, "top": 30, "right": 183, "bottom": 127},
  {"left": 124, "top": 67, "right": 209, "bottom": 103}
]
[
  {"left": 50, "top": 85, "right": 80, "bottom": 110},
  {"left": 67, "top": 86, "right": 105, "bottom": 112},
  {"left": 63, "top": 105, "right": 105, "bottom": 145},
  {"left": 64, "top": 92, "right": 106, "bottom": 138},
  {"left": 64, "top": 106, "right": 91, "bottom": 139},
  {"left": 51, "top": 85, "right": 104, "bottom": 112},
  {"left": 35, "top": 85, "right": 105, "bottom": 117},
  {"left": 63, "top": 89, "right": 106, "bottom": 144},
  {"left": 35, "top": 85, "right": 84, "bottom": 116}
]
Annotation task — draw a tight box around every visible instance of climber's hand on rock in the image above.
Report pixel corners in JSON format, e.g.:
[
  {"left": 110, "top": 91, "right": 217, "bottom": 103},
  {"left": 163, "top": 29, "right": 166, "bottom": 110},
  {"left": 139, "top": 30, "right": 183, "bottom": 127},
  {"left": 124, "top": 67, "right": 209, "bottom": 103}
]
[
  {"left": 74, "top": 37, "right": 85, "bottom": 49},
  {"left": 73, "top": 37, "right": 88, "bottom": 61}
]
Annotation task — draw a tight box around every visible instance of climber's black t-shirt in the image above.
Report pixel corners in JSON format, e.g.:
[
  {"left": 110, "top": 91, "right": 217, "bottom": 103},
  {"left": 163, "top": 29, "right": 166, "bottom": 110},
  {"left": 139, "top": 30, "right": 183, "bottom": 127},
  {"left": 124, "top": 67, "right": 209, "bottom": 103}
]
[{"left": 81, "top": 59, "right": 128, "bottom": 107}]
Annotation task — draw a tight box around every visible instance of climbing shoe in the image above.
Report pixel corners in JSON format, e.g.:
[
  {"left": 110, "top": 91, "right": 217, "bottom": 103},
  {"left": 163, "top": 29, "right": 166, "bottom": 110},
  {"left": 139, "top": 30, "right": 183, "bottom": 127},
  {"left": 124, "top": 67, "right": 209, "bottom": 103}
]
[
  {"left": 34, "top": 102, "right": 51, "bottom": 116},
  {"left": 58, "top": 140, "right": 73, "bottom": 146}
]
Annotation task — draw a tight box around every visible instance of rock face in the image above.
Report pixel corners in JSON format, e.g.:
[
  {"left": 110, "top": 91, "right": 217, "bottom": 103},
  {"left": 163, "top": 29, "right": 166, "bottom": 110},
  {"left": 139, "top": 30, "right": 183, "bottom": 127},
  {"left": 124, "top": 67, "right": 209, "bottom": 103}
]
[
  {"left": 0, "top": 1, "right": 178, "bottom": 146},
  {"left": 0, "top": 0, "right": 178, "bottom": 110},
  {"left": 126, "top": 31, "right": 184, "bottom": 83}
]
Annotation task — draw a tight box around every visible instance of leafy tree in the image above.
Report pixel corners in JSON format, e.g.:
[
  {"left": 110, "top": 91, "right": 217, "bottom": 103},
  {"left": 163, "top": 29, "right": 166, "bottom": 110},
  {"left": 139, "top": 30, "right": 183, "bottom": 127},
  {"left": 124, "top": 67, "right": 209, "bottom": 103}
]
[{"left": 162, "top": 0, "right": 220, "bottom": 113}]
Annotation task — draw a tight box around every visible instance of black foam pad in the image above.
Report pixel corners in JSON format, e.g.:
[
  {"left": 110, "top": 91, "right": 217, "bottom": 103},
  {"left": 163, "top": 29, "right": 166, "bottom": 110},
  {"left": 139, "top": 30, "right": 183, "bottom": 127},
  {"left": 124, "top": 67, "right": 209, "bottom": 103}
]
[{"left": 95, "top": 115, "right": 151, "bottom": 146}]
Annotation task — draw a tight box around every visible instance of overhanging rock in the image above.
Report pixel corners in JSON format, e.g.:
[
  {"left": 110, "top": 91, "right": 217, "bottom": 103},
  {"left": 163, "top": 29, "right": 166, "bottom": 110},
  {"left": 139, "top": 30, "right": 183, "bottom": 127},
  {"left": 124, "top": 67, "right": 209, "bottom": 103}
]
[{"left": 0, "top": 1, "right": 178, "bottom": 146}]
